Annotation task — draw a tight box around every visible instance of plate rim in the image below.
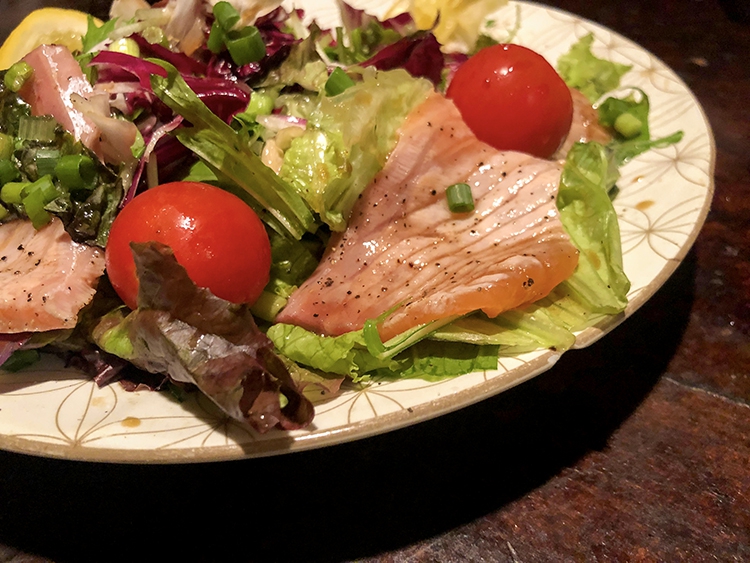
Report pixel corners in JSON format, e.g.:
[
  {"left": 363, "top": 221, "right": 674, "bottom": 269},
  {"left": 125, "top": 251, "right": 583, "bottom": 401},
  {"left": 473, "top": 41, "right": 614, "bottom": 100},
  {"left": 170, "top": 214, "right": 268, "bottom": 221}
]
[{"left": 0, "top": 0, "right": 716, "bottom": 464}]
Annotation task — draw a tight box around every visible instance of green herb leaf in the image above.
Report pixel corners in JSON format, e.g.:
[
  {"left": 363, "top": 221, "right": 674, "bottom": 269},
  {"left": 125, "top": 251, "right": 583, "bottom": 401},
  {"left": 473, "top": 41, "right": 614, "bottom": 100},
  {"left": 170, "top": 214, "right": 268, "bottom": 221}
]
[{"left": 81, "top": 15, "right": 117, "bottom": 54}]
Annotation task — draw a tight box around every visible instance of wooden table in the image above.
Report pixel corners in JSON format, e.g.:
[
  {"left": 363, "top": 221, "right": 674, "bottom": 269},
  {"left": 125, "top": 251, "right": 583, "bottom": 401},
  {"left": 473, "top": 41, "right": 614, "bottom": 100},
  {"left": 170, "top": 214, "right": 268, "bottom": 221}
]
[{"left": 0, "top": 0, "right": 748, "bottom": 561}]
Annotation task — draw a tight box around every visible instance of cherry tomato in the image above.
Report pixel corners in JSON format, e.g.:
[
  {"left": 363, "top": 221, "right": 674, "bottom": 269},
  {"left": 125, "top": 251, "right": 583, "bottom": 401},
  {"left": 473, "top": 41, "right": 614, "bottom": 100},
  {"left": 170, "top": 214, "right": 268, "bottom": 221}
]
[
  {"left": 105, "top": 181, "right": 271, "bottom": 310},
  {"left": 446, "top": 44, "right": 573, "bottom": 159}
]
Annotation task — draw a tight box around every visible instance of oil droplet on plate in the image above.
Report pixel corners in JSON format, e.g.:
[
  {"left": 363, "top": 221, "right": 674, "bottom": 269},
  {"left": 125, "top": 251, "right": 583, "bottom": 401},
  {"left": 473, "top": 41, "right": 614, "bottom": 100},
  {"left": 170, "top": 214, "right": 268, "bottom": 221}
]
[
  {"left": 636, "top": 200, "right": 655, "bottom": 210},
  {"left": 121, "top": 416, "right": 141, "bottom": 428}
]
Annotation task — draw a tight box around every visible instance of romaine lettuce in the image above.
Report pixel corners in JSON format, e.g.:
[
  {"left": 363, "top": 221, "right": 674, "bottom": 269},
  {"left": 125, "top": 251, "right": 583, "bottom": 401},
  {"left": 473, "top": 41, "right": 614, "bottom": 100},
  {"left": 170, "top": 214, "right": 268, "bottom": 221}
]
[{"left": 278, "top": 67, "right": 433, "bottom": 230}]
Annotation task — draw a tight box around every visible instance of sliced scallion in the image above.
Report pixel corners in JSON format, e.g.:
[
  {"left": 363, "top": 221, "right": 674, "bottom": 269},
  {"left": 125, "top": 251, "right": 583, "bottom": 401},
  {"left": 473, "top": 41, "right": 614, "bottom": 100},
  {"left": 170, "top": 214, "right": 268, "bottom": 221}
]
[
  {"left": 18, "top": 115, "right": 57, "bottom": 142},
  {"left": 21, "top": 188, "right": 51, "bottom": 228},
  {"left": 21, "top": 175, "right": 60, "bottom": 228},
  {"left": 206, "top": 20, "right": 226, "bottom": 54},
  {"left": 108, "top": 38, "right": 140, "bottom": 57},
  {"left": 225, "top": 26, "right": 266, "bottom": 66},
  {"left": 446, "top": 183, "right": 474, "bottom": 213},
  {"left": 0, "top": 159, "right": 19, "bottom": 185},
  {"left": 0, "top": 133, "right": 14, "bottom": 160},
  {"left": 613, "top": 112, "right": 643, "bottom": 139},
  {"left": 34, "top": 148, "right": 61, "bottom": 178},
  {"left": 1, "top": 181, "right": 28, "bottom": 205},
  {"left": 55, "top": 154, "right": 97, "bottom": 191},
  {"left": 0, "top": 203, "right": 8, "bottom": 220},
  {"left": 213, "top": 1, "right": 241, "bottom": 31},
  {"left": 325, "top": 67, "right": 355, "bottom": 96},
  {"left": 3, "top": 61, "right": 33, "bottom": 93}
]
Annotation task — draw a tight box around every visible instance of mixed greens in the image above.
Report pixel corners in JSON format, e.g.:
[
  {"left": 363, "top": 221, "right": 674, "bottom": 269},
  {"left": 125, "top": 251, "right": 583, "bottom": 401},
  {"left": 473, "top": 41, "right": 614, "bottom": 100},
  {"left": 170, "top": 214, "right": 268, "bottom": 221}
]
[{"left": 0, "top": 0, "right": 682, "bottom": 430}]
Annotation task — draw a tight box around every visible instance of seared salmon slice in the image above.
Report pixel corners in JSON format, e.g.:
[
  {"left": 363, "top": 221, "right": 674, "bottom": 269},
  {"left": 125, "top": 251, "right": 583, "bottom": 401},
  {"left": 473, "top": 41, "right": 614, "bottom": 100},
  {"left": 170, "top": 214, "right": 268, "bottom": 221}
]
[
  {"left": 277, "top": 93, "right": 579, "bottom": 341},
  {"left": 19, "top": 45, "right": 137, "bottom": 165},
  {"left": 0, "top": 219, "right": 105, "bottom": 333},
  {"left": 555, "top": 88, "right": 611, "bottom": 159}
]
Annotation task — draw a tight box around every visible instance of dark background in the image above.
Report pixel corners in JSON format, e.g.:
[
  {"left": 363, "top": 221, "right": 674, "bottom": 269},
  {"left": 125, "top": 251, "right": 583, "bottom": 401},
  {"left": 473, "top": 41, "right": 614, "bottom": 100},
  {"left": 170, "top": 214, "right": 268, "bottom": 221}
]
[{"left": 0, "top": 0, "right": 748, "bottom": 561}]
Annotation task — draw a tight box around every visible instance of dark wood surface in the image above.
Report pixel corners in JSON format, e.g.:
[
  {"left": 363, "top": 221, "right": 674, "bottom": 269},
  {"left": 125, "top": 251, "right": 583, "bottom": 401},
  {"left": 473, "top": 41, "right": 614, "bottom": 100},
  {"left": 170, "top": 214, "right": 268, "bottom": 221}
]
[{"left": 0, "top": 1, "right": 748, "bottom": 561}]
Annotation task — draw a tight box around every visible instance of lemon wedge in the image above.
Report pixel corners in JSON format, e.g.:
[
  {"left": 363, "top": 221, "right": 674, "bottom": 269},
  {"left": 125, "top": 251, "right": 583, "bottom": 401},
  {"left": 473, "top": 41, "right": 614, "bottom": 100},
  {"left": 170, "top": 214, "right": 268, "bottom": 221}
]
[{"left": 0, "top": 8, "right": 102, "bottom": 70}]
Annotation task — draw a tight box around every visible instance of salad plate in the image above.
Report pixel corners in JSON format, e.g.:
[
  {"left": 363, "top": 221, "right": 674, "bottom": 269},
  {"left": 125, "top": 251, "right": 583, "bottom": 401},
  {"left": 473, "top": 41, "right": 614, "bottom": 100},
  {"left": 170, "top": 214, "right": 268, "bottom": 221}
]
[{"left": 0, "top": 0, "right": 714, "bottom": 463}]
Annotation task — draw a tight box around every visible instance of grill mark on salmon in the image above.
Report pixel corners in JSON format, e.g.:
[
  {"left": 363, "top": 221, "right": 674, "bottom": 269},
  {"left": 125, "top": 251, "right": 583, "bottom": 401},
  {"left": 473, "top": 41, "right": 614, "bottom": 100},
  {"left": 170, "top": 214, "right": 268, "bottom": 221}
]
[
  {"left": 277, "top": 93, "right": 579, "bottom": 341},
  {"left": 0, "top": 219, "right": 105, "bottom": 333}
]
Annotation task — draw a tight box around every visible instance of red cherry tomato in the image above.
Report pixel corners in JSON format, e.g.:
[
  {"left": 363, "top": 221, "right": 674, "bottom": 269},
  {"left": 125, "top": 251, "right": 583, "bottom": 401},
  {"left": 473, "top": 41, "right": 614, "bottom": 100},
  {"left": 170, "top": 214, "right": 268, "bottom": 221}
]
[
  {"left": 105, "top": 181, "right": 271, "bottom": 310},
  {"left": 446, "top": 44, "right": 573, "bottom": 159}
]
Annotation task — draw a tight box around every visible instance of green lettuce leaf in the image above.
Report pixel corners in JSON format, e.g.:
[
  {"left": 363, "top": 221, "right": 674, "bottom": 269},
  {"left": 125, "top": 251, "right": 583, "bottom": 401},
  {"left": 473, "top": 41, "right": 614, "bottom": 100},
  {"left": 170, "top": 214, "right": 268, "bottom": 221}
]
[
  {"left": 557, "top": 141, "right": 630, "bottom": 313},
  {"left": 150, "top": 62, "right": 315, "bottom": 239},
  {"left": 389, "top": 340, "right": 499, "bottom": 380},
  {"left": 267, "top": 321, "right": 499, "bottom": 381},
  {"left": 598, "top": 88, "right": 685, "bottom": 165},
  {"left": 278, "top": 68, "right": 432, "bottom": 230},
  {"left": 598, "top": 88, "right": 651, "bottom": 141},
  {"left": 557, "top": 34, "right": 632, "bottom": 102},
  {"left": 266, "top": 323, "right": 402, "bottom": 381}
]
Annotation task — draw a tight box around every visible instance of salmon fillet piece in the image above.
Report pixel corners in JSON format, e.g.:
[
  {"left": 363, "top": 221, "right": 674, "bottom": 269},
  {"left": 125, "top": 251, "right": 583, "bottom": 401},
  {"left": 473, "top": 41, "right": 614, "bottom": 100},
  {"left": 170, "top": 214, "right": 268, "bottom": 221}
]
[
  {"left": 554, "top": 87, "right": 611, "bottom": 159},
  {"left": 20, "top": 45, "right": 102, "bottom": 154},
  {"left": 19, "top": 45, "right": 137, "bottom": 165},
  {"left": 277, "top": 93, "right": 579, "bottom": 341},
  {"left": 0, "top": 219, "right": 105, "bottom": 333}
]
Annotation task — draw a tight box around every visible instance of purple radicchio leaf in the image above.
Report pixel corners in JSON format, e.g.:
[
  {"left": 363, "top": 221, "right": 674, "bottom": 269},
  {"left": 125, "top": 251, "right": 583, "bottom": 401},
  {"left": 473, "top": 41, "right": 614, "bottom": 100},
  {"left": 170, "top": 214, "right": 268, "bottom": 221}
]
[
  {"left": 127, "top": 241, "right": 314, "bottom": 432},
  {"left": 338, "top": 2, "right": 416, "bottom": 35},
  {"left": 207, "top": 7, "right": 298, "bottom": 85},
  {"left": 362, "top": 32, "right": 445, "bottom": 86},
  {"left": 89, "top": 50, "right": 250, "bottom": 123},
  {"left": 129, "top": 34, "right": 209, "bottom": 76}
]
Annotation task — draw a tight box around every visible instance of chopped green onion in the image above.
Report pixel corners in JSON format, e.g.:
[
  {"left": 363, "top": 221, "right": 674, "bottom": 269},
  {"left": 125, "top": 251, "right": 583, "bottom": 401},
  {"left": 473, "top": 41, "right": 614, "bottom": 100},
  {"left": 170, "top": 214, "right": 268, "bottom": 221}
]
[
  {"left": 108, "top": 38, "right": 140, "bottom": 57},
  {"left": 213, "top": 1, "right": 241, "bottom": 31},
  {"left": 250, "top": 290, "right": 288, "bottom": 322},
  {"left": 18, "top": 115, "right": 57, "bottom": 142},
  {"left": 3, "top": 61, "right": 33, "bottom": 93},
  {"left": 22, "top": 188, "right": 51, "bottom": 228},
  {"left": 613, "top": 112, "right": 643, "bottom": 139},
  {"left": 21, "top": 175, "right": 60, "bottom": 228},
  {"left": 0, "top": 159, "right": 19, "bottom": 185},
  {"left": 225, "top": 26, "right": 266, "bottom": 66},
  {"left": 206, "top": 20, "right": 226, "bottom": 54},
  {"left": 446, "top": 183, "right": 474, "bottom": 213},
  {"left": 34, "top": 148, "right": 61, "bottom": 178},
  {"left": 141, "top": 26, "right": 167, "bottom": 47},
  {"left": 245, "top": 91, "right": 275, "bottom": 120},
  {"left": 0, "top": 133, "right": 14, "bottom": 160},
  {"left": 1, "top": 181, "right": 28, "bottom": 204},
  {"left": 23, "top": 175, "right": 59, "bottom": 201},
  {"left": 325, "top": 67, "right": 355, "bottom": 96},
  {"left": 0, "top": 203, "right": 8, "bottom": 220},
  {"left": 55, "top": 154, "right": 97, "bottom": 191}
]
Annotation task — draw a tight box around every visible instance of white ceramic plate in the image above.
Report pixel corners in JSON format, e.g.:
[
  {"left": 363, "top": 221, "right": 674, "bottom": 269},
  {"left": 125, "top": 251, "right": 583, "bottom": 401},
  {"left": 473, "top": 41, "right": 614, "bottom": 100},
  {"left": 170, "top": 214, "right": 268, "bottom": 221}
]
[{"left": 0, "top": 1, "right": 714, "bottom": 463}]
